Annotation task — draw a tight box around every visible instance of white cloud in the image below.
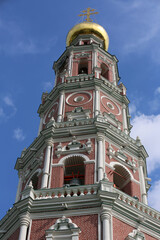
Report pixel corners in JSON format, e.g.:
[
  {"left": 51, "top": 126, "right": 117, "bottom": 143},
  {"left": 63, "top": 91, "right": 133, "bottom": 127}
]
[
  {"left": 0, "top": 95, "right": 17, "bottom": 121},
  {"left": 148, "top": 87, "right": 160, "bottom": 112},
  {"left": 43, "top": 81, "right": 53, "bottom": 91},
  {"left": 148, "top": 180, "right": 160, "bottom": 211},
  {"left": 129, "top": 103, "right": 137, "bottom": 115},
  {"left": 131, "top": 114, "right": 160, "bottom": 173},
  {"left": 13, "top": 128, "right": 25, "bottom": 141},
  {"left": 155, "top": 87, "right": 160, "bottom": 95},
  {"left": 3, "top": 96, "right": 14, "bottom": 107},
  {"left": 0, "top": 107, "right": 5, "bottom": 117}
]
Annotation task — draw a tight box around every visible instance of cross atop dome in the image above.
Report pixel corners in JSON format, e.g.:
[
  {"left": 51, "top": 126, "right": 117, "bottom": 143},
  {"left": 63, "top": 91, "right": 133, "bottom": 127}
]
[{"left": 78, "top": 7, "right": 98, "bottom": 22}]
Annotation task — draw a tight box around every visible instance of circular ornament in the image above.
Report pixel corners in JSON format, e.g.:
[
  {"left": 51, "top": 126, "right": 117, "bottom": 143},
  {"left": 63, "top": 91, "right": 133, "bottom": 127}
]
[
  {"left": 101, "top": 96, "right": 121, "bottom": 115},
  {"left": 66, "top": 91, "right": 92, "bottom": 106},
  {"left": 74, "top": 96, "right": 84, "bottom": 103}
]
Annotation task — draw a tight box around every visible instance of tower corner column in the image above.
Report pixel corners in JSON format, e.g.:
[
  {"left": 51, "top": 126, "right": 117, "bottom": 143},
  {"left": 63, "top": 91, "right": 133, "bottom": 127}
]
[
  {"left": 139, "top": 158, "right": 148, "bottom": 205},
  {"left": 38, "top": 113, "right": 44, "bottom": 136},
  {"left": 101, "top": 211, "right": 112, "bottom": 240},
  {"left": 97, "top": 134, "right": 104, "bottom": 181},
  {"left": 122, "top": 103, "right": 129, "bottom": 135},
  {"left": 57, "top": 91, "right": 65, "bottom": 122},
  {"left": 41, "top": 139, "right": 53, "bottom": 189},
  {"left": 15, "top": 170, "right": 23, "bottom": 203},
  {"left": 18, "top": 213, "right": 30, "bottom": 240},
  {"left": 95, "top": 86, "right": 100, "bottom": 117}
]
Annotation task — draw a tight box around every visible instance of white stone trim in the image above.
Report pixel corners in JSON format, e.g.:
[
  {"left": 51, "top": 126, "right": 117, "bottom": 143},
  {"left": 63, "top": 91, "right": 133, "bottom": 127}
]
[
  {"left": 66, "top": 91, "right": 92, "bottom": 107},
  {"left": 43, "top": 102, "right": 58, "bottom": 124},
  {"left": 98, "top": 213, "right": 101, "bottom": 240},
  {"left": 58, "top": 153, "right": 90, "bottom": 165},
  {"left": 25, "top": 168, "right": 42, "bottom": 189},
  {"left": 57, "top": 92, "right": 64, "bottom": 122},
  {"left": 101, "top": 95, "right": 121, "bottom": 116},
  {"left": 110, "top": 162, "right": 134, "bottom": 180}
]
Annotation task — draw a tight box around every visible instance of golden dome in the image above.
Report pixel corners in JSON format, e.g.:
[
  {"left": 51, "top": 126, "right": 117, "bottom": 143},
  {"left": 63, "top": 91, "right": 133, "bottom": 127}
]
[{"left": 66, "top": 22, "right": 109, "bottom": 51}]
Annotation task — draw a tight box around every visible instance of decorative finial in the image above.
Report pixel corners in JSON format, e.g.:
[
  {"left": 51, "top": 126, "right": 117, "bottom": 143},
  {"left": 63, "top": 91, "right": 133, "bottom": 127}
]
[{"left": 78, "top": 7, "right": 98, "bottom": 22}]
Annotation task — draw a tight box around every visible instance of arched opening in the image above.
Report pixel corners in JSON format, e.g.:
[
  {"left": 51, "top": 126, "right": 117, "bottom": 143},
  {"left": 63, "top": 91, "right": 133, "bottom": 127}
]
[
  {"left": 64, "top": 156, "right": 85, "bottom": 186},
  {"left": 113, "top": 165, "right": 132, "bottom": 196},
  {"left": 78, "top": 60, "right": 88, "bottom": 75},
  {"left": 30, "top": 173, "right": 39, "bottom": 190},
  {"left": 101, "top": 63, "right": 109, "bottom": 80}
]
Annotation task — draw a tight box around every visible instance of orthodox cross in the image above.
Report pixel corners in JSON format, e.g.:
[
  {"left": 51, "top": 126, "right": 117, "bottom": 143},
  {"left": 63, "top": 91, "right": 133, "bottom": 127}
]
[{"left": 78, "top": 7, "right": 98, "bottom": 22}]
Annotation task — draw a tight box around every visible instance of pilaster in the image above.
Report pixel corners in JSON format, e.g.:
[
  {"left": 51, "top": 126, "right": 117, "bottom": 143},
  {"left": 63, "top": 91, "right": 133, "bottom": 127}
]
[
  {"left": 101, "top": 211, "right": 112, "bottom": 240},
  {"left": 138, "top": 158, "right": 148, "bottom": 205},
  {"left": 97, "top": 134, "right": 104, "bottom": 181},
  {"left": 57, "top": 91, "right": 64, "bottom": 122},
  {"left": 18, "top": 213, "right": 30, "bottom": 240},
  {"left": 41, "top": 139, "right": 54, "bottom": 189}
]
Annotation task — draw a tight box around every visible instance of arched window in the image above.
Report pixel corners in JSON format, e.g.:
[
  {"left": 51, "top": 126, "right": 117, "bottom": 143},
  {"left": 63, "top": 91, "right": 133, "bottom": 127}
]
[
  {"left": 78, "top": 60, "right": 88, "bottom": 75},
  {"left": 113, "top": 165, "right": 132, "bottom": 196},
  {"left": 30, "top": 173, "right": 39, "bottom": 190},
  {"left": 101, "top": 63, "right": 109, "bottom": 80},
  {"left": 64, "top": 156, "right": 85, "bottom": 186}
]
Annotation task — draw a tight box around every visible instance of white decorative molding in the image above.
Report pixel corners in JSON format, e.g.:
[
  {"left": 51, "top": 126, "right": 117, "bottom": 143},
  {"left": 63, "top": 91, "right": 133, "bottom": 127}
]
[
  {"left": 25, "top": 168, "right": 42, "bottom": 189},
  {"left": 55, "top": 137, "right": 92, "bottom": 158},
  {"left": 58, "top": 153, "right": 90, "bottom": 165},
  {"left": 66, "top": 91, "right": 92, "bottom": 107},
  {"left": 98, "top": 55, "right": 112, "bottom": 67},
  {"left": 74, "top": 52, "right": 90, "bottom": 59},
  {"left": 107, "top": 145, "right": 137, "bottom": 172},
  {"left": 126, "top": 229, "right": 145, "bottom": 240},
  {"left": 110, "top": 162, "right": 134, "bottom": 181},
  {"left": 43, "top": 102, "right": 58, "bottom": 124},
  {"left": 66, "top": 107, "right": 91, "bottom": 121},
  {"left": 45, "top": 216, "right": 81, "bottom": 240},
  {"left": 101, "top": 95, "right": 121, "bottom": 116}
]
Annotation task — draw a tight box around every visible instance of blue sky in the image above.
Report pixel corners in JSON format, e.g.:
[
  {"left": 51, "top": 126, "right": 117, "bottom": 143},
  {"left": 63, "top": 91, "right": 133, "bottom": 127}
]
[{"left": 1, "top": 0, "right": 160, "bottom": 219}]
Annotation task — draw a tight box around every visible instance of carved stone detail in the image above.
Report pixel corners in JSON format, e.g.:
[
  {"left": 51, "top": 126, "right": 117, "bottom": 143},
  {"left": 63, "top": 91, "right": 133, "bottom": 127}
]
[
  {"left": 55, "top": 137, "right": 92, "bottom": 157},
  {"left": 66, "top": 107, "right": 91, "bottom": 121}
]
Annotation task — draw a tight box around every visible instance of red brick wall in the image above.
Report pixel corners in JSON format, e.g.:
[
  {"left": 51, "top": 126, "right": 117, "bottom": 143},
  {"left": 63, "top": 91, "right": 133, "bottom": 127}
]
[
  {"left": 8, "top": 228, "right": 20, "bottom": 240},
  {"left": 113, "top": 217, "right": 134, "bottom": 240},
  {"left": 113, "top": 217, "right": 157, "bottom": 240},
  {"left": 51, "top": 166, "right": 64, "bottom": 188},
  {"left": 85, "top": 163, "right": 95, "bottom": 184},
  {"left": 30, "top": 215, "right": 98, "bottom": 240}
]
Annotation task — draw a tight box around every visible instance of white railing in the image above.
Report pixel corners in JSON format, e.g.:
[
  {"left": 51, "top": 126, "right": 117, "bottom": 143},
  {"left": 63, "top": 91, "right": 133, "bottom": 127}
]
[
  {"left": 65, "top": 74, "right": 94, "bottom": 83},
  {"left": 112, "top": 187, "right": 160, "bottom": 220},
  {"left": 32, "top": 184, "right": 98, "bottom": 200}
]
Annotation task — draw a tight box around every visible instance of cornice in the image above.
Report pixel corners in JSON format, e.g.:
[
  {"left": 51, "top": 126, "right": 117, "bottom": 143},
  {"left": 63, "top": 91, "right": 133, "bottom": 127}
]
[{"left": 1, "top": 182, "right": 160, "bottom": 239}]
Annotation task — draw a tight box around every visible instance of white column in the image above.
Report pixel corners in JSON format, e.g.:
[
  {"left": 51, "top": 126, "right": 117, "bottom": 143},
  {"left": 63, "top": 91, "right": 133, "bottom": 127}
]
[
  {"left": 15, "top": 170, "right": 23, "bottom": 202},
  {"left": 41, "top": 140, "right": 53, "bottom": 188},
  {"left": 112, "top": 64, "right": 117, "bottom": 86},
  {"left": 95, "top": 87, "right": 100, "bottom": 117},
  {"left": 68, "top": 52, "right": 73, "bottom": 76},
  {"left": 101, "top": 212, "right": 111, "bottom": 240},
  {"left": 122, "top": 104, "right": 129, "bottom": 135},
  {"left": 139, "top": 159, "right": 148, "bottom": 205},
  {"left": 18, "top": 214, "right": 30, "bottom": 240},
  {"left": 92, "top": 49, "right": 97, "bottom": 70},
  {"left": 97, "top": 135, "right": 104, "bottom": 181},
  {"left": 57, "top": 91, "right": 64, "bottom": 122},
  {"left": 38, "top": 114, "right": 44, "bottom": 136}
]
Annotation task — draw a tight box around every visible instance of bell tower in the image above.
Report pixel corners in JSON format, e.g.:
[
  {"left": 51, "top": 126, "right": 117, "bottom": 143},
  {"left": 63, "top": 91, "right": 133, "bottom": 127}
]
[{"left": 0, "top": 8, "right": 160, "bottom": 240}]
